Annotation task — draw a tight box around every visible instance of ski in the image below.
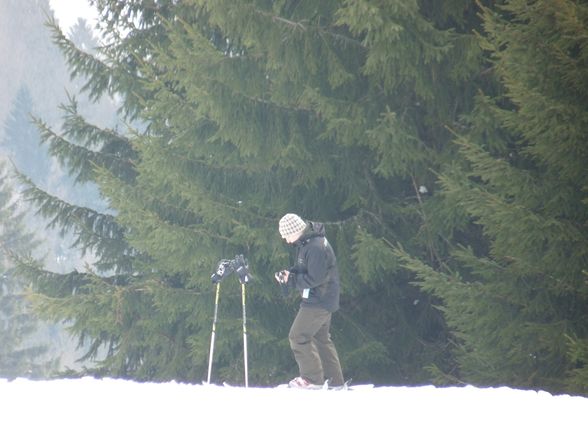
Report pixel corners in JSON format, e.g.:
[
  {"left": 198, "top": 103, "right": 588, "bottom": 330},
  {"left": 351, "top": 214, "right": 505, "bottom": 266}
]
[
  {"left": 275, "top": 379, "right": 374, "bottom": 391},
  {"left": 330, "top": 383, "right": 375, "bottom": 391},
  {"left": 272, "top": 377, "right": 328, "bottom": 390},
  {"left": 220, "top": 379, "right": 375, "bottom": 390}
]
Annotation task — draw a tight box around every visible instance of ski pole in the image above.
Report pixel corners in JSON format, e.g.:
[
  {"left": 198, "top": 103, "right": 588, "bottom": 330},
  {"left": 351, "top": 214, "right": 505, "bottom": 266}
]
[
  {"left": 206, "top": 282, "right": 221, "bottom": 384},
  {"left": 241, "top": 282, "right": 248, "bottom": 388}
]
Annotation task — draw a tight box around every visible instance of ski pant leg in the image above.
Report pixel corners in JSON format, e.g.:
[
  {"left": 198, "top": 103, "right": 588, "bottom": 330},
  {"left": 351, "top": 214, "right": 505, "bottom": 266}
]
[
  {"left": 288, "top": 307, "right": 329, "bottom": 385},
  {"left": 313, "top": 315, "right": 344, "bottom": 387}
]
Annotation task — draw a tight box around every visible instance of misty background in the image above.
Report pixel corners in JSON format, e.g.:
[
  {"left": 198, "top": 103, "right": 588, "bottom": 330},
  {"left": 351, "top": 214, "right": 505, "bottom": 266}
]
[{"left": 0, "top": 0, "right": 112, "bottom": 374}]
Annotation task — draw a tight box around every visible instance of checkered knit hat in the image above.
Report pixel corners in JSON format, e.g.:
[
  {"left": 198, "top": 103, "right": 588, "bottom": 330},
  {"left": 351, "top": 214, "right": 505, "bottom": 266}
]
[{"left": 279, "top": 213, "right": 307, "bottom": 238}]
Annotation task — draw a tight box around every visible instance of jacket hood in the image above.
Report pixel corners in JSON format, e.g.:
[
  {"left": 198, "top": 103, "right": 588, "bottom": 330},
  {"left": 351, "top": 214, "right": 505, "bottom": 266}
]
[
  {"left": 308, "top": 221, "right": 325, "bottom": 236},
  {"left": 294, "top": 221, "right": 325, "bottom": 245}
]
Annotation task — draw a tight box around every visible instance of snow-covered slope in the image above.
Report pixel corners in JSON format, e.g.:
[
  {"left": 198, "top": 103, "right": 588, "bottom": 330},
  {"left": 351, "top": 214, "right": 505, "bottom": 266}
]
[{"left": 1, "top": 378, "right": 586, "bottom": 440}]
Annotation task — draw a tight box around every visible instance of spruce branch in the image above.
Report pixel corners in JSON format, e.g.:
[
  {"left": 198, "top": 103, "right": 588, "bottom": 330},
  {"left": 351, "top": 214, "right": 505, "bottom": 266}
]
[{"left": 31, "top": 110, "right": 137, "bottom": 184}]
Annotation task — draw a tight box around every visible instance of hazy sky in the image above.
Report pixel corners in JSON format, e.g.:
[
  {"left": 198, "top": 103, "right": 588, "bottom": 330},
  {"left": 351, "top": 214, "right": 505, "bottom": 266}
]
[{"left": 49, "top": 0, "right": 98, "bottom": 33}]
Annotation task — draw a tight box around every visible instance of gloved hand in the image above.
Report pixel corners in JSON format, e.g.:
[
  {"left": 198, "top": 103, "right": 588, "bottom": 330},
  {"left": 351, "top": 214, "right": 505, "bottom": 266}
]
[
  {"left": 233, "top": 254, "right": 252, "bottom": 284},
  {"left": 211, "top": 259, "right": 234, "bottom": 284},
  {"left": 274, "top": 270, "right": 290, "bottom": 297}
]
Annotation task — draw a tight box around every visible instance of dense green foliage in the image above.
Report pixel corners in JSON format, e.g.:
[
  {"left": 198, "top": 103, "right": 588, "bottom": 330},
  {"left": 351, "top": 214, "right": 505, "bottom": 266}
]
[
  {"left": 16, "top": 0, "right": 588, "bottom": 395},
  {"left": 397, "top": 0, "right": 588, "bottom": 395}
]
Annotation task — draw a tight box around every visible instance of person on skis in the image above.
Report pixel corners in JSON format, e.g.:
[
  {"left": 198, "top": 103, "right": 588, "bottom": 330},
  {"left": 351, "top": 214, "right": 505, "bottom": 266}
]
[{"left": 275, "top": 213, "right": 345, "bottom": 389}]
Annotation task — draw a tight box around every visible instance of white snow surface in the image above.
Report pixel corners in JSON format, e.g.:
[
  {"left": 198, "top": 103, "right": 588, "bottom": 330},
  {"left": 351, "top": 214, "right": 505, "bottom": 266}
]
[{"left": 1, "top": 378, "right": 586, "bottom": 440}]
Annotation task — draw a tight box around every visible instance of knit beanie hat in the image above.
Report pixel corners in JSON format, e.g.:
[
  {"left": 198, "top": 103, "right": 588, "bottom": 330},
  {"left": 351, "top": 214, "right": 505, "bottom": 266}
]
[{"left": 279, "top": 213, "right": 307, "bottom": 238}]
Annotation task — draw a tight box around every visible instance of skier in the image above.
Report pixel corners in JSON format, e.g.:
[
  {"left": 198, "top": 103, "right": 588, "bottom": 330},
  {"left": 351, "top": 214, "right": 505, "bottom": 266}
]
[{"left": 275, "top": 213, "right": 345, "bottom": 389}]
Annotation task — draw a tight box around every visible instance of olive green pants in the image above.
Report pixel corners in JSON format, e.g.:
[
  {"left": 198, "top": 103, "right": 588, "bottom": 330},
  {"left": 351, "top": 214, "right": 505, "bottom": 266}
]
[{"left": 288, "top": 307, "right": 344, "bottom": 386}]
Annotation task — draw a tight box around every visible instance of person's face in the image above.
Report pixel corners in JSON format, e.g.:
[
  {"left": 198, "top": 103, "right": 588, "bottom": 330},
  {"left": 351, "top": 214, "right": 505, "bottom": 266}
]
[{"left": 281, "top": 231, "right": 302, "bottom": 244}]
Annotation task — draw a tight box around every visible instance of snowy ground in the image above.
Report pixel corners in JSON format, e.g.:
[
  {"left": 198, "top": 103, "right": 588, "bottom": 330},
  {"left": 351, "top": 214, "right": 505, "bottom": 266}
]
[{"left": 1, "top": 378, "right": 586, "bottom": 440}]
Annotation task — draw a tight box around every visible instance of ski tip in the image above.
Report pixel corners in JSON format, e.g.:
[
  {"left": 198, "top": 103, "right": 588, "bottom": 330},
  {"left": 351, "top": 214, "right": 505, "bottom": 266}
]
[{"left": 329, "top": 379, "right": 375, "bottom": 391}]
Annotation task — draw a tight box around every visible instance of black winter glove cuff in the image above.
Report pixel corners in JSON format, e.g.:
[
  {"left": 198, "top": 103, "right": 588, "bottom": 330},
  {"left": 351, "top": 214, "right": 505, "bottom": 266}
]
[
  {"left": 211, "top": 259, "right": 234, "bottom": 284},
  {"left": 233, "top": 254, "right": 252, "bottom": 284}
]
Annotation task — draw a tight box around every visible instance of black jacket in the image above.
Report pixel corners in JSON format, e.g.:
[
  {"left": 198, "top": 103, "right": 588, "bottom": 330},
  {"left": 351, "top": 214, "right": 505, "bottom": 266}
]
[{"left": 288, "top": 222, "right": 340, "bottom": 312}]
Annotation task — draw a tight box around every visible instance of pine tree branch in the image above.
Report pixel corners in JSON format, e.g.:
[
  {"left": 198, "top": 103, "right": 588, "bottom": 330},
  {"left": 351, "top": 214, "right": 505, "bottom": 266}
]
[
  {"left": 255, "top": 8, "right": 364, "bottom": 49},
  {"left": 14, "top": 170, "right": 131, "bottom": 260},
  {"left": 46, "top": 14, "right": 149, "bottom": 119},
  {"left": 46, "top": 16, "right": 114, "bottom": 102},
  {"left": 58, "top": 93, "right": 130, "bottom": 147},
  {"left": 9, "top": 251, "right": 92, "bottom": 299},
  {"left": 32, "top": 114, "right": 137, "bottom": 184}
]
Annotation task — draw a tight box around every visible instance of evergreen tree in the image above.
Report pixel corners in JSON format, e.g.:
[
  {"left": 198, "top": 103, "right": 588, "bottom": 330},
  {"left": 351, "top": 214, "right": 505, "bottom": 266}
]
[
  {"left": 0, "top": 0, "right": 74, "bottom": 130},
  {"left": 21, "top": 0, "right": 488, "bottom": 385},
  {"left": 1, "top": 1, "right": 129, "bottom": 374},
  {"left": 1, "top": 86, "right": 51, "bottom": 188},
  {"left": 0, "top": 161, "right": 53, "bottom": 379},
  {"left": 397, "top": 0, "right": 588, "bottom": 395}
]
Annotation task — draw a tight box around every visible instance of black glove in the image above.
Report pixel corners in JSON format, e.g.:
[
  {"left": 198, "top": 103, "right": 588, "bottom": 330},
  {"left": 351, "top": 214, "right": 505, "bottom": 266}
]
[
  {"left": 211, "top": 259, "right": 234, "bottom": 284},
  {"left": 275, "top": 270, "right": 290, "bottom": 297},
  {"left": 233, "top": 254, "right": 252, "bottom": 284}
]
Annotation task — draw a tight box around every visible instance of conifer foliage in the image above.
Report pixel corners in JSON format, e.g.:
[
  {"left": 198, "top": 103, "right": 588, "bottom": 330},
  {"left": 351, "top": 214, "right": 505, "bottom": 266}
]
[
  {"left": 397, "top": 0, "right": 588, "bottom": 395},
  {"left": 1, "top": 86, "right": 51, "bottom": 188},
  {"left": 19, "top": 0, "right": 487, "bottom": 385},
  {"left": 23, "top": 0, "right": 588, "bottom": 396},
  {"left": 0, "top": 162, "right": 52, "bottom": 378}
]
